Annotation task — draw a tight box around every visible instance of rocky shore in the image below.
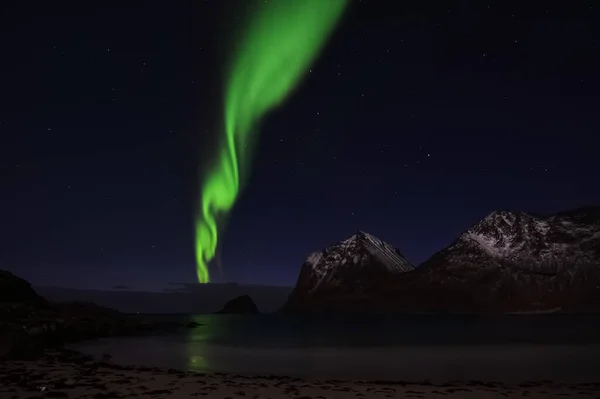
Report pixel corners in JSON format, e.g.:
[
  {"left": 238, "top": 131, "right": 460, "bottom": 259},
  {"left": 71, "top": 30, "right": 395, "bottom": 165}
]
[
  {"left": 0, "top": 270, "right": 181, "bottom": 360},
  {"left": 3, "top": 271, "right": 600, "bottom": 398},
  {"left": 2, "top": 348, "right": 599, "bottom": 399}
]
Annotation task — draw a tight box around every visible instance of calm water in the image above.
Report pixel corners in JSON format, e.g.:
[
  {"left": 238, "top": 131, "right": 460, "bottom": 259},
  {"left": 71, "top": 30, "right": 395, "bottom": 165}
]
[{"left": 71, "top": 314, "right": 600, "bottom": 382}]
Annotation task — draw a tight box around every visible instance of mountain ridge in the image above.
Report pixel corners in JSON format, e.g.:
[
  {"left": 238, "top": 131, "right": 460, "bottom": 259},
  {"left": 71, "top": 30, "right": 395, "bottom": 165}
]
[
  {"left": 281, "top": 230, "right": 415, "bottom": 312},
  {"left": 281, "top": 205, "right": 600, "bottom": 314}
]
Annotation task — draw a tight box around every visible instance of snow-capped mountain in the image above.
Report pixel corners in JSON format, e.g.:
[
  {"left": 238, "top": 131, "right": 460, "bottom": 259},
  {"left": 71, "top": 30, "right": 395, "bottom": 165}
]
[
  {"left": 406, "top": 206, "right": 600, "bottom": 313},
  {"left": 281, "top": 206, "right": 600, "bottom": 314},
  {"left": 425, "top": 206, "right": 600, "bottom": 273},
  {"left": 281, "top": 231, "right": 414, "bottom": 312}
]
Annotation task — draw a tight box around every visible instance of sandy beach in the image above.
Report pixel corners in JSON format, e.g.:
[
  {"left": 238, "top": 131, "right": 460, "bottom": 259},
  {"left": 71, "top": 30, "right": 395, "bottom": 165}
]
[{"left": 1, "top": 350, "right": 599, "bottom": 399}]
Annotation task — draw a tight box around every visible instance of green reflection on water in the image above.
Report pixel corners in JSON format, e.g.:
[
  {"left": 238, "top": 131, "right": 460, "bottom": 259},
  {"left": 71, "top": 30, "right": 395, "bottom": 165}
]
[
  {"left": 188, "top": 354, "right": 208, "bottom": 371},
  {"left": 185, "top": 315, "right": 221, "bottom": 372}
]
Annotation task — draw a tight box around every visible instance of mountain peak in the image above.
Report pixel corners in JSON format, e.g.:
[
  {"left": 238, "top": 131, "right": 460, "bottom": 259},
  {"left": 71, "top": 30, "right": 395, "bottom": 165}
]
[
  {"left": 429, "top": 207, "right": 600, "bottom": 270},
  {"left": 282, "top": 205, "right": 600, "bottom": 314},
  {"left": 328, "top": 231, "right": 414, "bottom": 272},
  {"left": 281, "top": 232, "right": 414, "bottom": 311},
  {"left": 337, "top": 230, "right": 376, "bottom": 244}
]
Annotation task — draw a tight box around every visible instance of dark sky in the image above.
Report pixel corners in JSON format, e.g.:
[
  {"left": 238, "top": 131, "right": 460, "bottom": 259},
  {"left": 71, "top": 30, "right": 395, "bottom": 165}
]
[{"left": 2, "top": 0, "right": 598, "bottom": 291}]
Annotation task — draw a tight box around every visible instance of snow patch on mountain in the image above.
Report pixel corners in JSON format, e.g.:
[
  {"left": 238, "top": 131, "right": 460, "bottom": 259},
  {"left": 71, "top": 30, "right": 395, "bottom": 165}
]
[
  {"left": 299, "top": 231, "right": 414, "bottom": 295},
  {"left": 444, "top": 208, "right": 600, "bottom": 269}
]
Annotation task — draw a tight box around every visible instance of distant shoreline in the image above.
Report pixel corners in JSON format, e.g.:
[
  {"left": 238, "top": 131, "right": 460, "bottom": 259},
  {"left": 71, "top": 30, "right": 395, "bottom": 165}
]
[
  {"left": 70, "top": 338, "right": 600, "bottom": 383},
  {"left": 505, "top": 308, "right": 563, "bottom": 315}
]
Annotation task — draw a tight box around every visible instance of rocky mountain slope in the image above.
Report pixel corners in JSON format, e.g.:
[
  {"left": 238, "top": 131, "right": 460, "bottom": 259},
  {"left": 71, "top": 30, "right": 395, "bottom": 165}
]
[
  {"left": 281, "top": 206, "right": 600, "bottom": 313},
  {"left": 402, "top": 206, "right": 600, "bottom": 313},
  {"left": 425, "top": 206, "right": 600, "bottom": 273},
  {"left": 281, "top": 231, "right": 415, "bottom": 312}
]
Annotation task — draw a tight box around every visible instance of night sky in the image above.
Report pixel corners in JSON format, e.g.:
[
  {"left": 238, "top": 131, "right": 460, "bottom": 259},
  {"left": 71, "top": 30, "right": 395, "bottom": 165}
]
[{"left": 2, "top": 1, "right": 599, "bottom": 291}]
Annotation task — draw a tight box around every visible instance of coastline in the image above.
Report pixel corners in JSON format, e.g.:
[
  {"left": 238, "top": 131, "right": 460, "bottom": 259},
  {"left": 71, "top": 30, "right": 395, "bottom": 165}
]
[
  {"left": 3, "top": 267, "right": 600, "bottom": 398},
  {"left": 1, "top": 349, "right": 599, "bottom": 399},
  {"left": 68, "top": 337, "right": 600, "bottom": 383}
]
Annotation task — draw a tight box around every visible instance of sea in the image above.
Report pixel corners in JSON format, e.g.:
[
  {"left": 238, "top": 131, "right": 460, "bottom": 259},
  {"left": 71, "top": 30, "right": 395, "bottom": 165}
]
[{"left": 70, "top": 314, "right": 600, "bottom": 382}]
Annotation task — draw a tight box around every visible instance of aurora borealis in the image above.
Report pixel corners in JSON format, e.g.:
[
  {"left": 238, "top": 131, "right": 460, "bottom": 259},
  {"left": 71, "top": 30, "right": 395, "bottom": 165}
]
[
  {"left": 8, "top": 0, "right": 597, "bottom": 294},
  {"left": 194, "top": 0, "right": 347, "bottom": 283}
]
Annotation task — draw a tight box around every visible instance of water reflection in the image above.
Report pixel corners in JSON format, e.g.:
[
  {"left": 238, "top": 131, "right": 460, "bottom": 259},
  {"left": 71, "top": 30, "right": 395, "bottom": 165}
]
[
  {"left": 185, "top": 314, "right": 218, "bottom": 371},
  {"left": 68, "top": 314, "right": 600, "bottom": 382},
  {"left": 187, "top": 354, "right": 208, "bottom": 371}
]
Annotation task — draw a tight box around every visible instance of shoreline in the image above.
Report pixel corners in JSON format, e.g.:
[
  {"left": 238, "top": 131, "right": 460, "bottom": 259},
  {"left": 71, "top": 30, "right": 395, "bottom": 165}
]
[
  {"left": 70, "top": 336, "right": 600, "bottom": 383},
  {"left": 1, "top": 349, "right": 600, "bottom": 398}
]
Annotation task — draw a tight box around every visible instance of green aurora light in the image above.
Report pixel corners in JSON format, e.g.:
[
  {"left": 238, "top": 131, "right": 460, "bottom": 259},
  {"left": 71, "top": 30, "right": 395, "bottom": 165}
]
[{"left": 194, "top": 0, "right": 347, "bottom": 283}]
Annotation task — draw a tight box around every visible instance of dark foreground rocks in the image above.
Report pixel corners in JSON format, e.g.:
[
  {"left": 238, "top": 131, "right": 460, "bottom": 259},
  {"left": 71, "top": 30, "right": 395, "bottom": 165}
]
[
  {"left": 0, "top": 270, "right": 49, "bottom": 304},
  {"left": 0, "top": 270, "right": 183, "bottom": 360}
]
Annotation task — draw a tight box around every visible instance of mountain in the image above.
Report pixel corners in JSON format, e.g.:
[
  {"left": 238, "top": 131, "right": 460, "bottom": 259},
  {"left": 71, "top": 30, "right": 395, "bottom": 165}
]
[
  {"left": 405, "top": 206, "right": 600, "bottom": 312},
  {"left": 424, "top": 206, "right": 600, "bottom": 273},
  {"left": 281, "top": 231, "right": 415, "bottom": 313},
  {"left": 281, "top": 206, "right": 600, "bottom": 314}
]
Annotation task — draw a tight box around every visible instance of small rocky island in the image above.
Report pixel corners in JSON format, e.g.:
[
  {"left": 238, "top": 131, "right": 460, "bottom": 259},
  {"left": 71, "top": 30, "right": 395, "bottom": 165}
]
[{"left": 215, "top": 295, "right": 259, "bottom": 314}]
